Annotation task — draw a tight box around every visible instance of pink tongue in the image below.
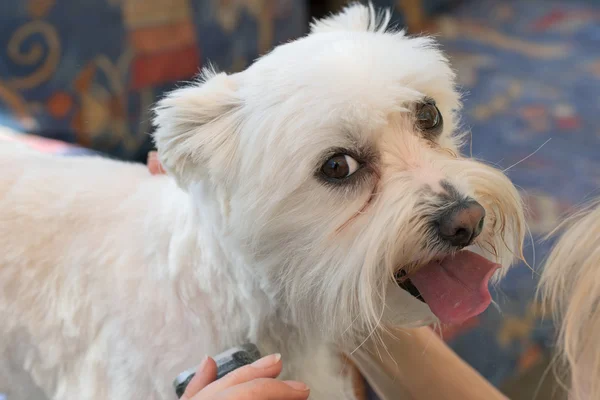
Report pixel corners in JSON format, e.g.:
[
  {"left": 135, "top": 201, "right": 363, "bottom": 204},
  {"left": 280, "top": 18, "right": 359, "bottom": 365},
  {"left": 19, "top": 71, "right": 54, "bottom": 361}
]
[{"left": 409, "top": 251, "right": 500, "bottom": 325}]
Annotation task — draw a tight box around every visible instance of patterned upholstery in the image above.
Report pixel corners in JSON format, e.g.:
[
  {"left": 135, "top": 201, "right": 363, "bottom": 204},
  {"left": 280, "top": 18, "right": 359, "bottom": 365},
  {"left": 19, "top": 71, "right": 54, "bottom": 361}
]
[{"left": 0, "top": 0, "right": 307, "bottom": 161}]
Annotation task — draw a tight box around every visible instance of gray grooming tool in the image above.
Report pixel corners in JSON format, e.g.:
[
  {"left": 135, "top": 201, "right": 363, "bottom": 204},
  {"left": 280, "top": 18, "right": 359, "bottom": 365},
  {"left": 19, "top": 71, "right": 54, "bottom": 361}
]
[{"left": 173, "top": 343, "right": 262, "bottom": 398}]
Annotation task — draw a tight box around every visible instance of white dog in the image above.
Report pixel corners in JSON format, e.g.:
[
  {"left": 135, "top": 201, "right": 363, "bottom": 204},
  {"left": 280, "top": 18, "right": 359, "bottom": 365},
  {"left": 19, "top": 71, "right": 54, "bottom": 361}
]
[
  {"left": 0, "top": 4, "right": 526, "bottom": 399},
  {"left": 540, "top": 201, "right": 600, "bottom": 400}
]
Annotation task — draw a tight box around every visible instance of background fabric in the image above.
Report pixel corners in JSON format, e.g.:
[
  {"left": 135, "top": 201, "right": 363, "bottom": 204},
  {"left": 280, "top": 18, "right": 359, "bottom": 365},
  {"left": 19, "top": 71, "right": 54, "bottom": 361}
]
[
  {"left": 0, "top": 0, "right": 307, "bottom": 161},
  {"left": 428, "top": 0, "right": 600, "bottom": 387}
]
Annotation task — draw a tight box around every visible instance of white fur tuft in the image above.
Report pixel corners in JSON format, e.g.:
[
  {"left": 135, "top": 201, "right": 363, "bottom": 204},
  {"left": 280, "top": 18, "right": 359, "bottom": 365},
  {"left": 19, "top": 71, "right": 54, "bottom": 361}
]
[
  {"left": 152, "top": 68, "right": 241, "bottom": 189},
  {"left": 310, "top": 2, "right": 395, "bottom": 35}
]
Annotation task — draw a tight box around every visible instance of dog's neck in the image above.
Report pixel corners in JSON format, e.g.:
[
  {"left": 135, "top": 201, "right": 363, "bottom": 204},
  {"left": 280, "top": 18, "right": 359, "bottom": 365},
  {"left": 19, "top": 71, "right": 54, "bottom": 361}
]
[{"left": 149, "top": 179, "right": 307, "bottom": 354}]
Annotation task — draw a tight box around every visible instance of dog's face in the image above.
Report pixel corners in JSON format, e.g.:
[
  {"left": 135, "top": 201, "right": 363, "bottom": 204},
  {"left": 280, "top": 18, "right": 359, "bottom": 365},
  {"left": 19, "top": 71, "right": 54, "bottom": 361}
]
[{"left": 154, "top": 5, "right": 525, "bottom": 341}]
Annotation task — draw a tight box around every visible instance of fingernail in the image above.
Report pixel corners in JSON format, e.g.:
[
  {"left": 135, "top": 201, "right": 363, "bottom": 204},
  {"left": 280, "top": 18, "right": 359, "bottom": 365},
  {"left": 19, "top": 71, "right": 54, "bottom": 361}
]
[
  {"left": 251, "top": 353, "right": 281, "bottom": 368},
  {"left": 197, "top": 356, "right": 209, "bottom": 373},
  {"left": 284, "top": 381, "right": 310, "bottom": 391}
]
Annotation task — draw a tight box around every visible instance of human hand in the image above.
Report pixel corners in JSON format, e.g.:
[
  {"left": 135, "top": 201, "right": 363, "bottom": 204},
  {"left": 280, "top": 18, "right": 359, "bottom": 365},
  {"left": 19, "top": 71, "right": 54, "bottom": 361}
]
[{"left": 180, "top": 353, "right": 310, "bottom": 400}]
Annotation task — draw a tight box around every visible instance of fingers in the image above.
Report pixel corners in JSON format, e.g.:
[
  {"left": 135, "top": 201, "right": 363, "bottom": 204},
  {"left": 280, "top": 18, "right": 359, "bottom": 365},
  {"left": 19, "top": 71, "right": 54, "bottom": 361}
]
[
  {"left": 192, "top": 354, "right": 283, "bottom": 399},
  {"left": 214, "top": 379, "right": 310, "bottom": 400},
  {"left": 180, "top": 357, "right": 218, "bottom": 400},
  {"left": 181, "top": 353, "right": 310, "bottom": 400}
]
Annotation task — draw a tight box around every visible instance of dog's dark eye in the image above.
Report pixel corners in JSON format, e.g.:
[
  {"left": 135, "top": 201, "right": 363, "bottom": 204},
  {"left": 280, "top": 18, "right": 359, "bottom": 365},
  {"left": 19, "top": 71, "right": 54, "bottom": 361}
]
[
  {"left": 321, "top": 154, "right": 360, "bottom": 180},
  {"left": 416, "top": 101, "right": 443, "bottom": 134}
]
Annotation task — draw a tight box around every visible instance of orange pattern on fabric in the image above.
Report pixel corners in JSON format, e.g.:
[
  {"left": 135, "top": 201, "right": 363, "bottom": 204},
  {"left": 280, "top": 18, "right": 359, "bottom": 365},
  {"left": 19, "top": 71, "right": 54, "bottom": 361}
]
[
  {"left": 123, "top": 0, "right": 199, "bottom": 89},
  {"left": 518, "top": 344, "right": 543, "bottom": 372},
  {"left": 46, "top": 91, "right": 73, "bottom": 118},
  {"left": 131, "top": 46, "right": 200, "bottom": 89},
  {"left": 131, "top": 22, "right": 197, "bottom": 54},
  {"left": 27, "top": 0, "right": 56, "bottom": 18},
  {"left": 122, "top": 0, "right": 192, "bottom": 28}
]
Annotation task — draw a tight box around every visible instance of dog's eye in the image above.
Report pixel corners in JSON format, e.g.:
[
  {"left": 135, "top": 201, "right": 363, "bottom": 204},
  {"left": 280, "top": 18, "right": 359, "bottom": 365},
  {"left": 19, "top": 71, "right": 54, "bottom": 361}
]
[
  {"left": 321, "top": 154, "right": 360, "bottom": 180},
  {"left": 416, "top": 100, "right": 443, "bottom": 135}
]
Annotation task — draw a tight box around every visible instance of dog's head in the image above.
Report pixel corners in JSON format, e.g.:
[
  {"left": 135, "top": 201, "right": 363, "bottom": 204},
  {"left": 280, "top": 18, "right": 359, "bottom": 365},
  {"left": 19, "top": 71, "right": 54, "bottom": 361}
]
[{"left": 153, "top": 4, "right": 525, "bottom": 341}]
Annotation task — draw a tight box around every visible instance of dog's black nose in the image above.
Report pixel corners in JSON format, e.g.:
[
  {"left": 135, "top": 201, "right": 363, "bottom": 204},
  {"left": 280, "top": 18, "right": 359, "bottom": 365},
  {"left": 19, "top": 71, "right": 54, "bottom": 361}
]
[{"left": 437, "top": 200, "right": 485, "bottom": 248}]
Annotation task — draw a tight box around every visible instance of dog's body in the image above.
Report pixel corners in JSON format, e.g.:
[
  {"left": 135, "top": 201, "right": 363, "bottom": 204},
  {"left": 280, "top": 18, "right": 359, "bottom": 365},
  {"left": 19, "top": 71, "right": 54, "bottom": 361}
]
[
  {"left": 0, "top": 146, "right": 352, "bottom": 399},
  {"left": 0, "top": 4, "right": 526, "bottom": 399}
]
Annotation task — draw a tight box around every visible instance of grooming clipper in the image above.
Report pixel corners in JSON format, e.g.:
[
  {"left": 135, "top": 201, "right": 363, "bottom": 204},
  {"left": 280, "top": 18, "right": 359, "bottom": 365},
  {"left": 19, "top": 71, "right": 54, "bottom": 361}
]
[{"left": 173, "top": 343, "right": 262, "bottom": 398}]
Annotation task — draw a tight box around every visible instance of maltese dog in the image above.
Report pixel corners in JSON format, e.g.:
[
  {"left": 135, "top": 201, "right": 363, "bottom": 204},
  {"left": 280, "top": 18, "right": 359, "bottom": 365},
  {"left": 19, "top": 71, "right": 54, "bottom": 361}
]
[{"left": 0, "top": 3, "right": 525, "bottom": 399}]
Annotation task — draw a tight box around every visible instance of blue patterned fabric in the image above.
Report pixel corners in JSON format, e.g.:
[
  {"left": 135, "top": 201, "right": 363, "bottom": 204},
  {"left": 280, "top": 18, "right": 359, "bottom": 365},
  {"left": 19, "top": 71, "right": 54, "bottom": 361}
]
[
  {"left": 371, "top": 0, "right": 462, "bottom": 23},
  {"left": 0, "top": 0, "right": 306, "bottom": 162},
  {"left": 427, "top": 0, "right": 600, "bottom": 387}
]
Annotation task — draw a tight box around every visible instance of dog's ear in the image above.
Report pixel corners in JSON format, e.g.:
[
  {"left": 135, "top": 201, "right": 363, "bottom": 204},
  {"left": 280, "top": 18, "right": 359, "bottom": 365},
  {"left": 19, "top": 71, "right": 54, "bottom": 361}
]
[
  {"left": 152, "top": 68, "right": 240, "bottom": 189},
  {"left": 310, "top": 2, "right": 393, "bottom": 35}
]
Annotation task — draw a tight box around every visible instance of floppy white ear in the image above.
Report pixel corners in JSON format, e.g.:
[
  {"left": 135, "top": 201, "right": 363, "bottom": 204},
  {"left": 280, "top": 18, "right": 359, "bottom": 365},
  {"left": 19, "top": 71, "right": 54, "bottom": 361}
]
[
  {"left": 152, "top": 68, "right": 240, "bottom": 188},
  {"left": 310, "top": 2, "right": 393, "bottom": 34}
]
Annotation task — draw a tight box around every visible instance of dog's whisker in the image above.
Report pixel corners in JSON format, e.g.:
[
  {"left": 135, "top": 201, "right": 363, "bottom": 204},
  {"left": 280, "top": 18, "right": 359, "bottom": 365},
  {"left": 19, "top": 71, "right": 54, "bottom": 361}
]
[
  {"left": 341, "top": 314, "right": 364, "bottom": 338},
  {"left": 502, "top": 138, "right": 552, "bottom": 173},
  {"left": 431, "top": 321, "right": 443, "bottom": 342},
  {"left": 350, "top": 321, "right": 380, "bottom": 356},
  {"left": 375, "top": 330, "right": 399, "bottom": 372},
  {"left": 490, "top": 299, "right": 502, "bottom": 315}
]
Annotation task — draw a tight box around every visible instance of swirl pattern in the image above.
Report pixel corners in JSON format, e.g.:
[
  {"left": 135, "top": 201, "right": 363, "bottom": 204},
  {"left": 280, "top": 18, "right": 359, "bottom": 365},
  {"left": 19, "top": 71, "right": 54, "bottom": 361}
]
[{"left": 6, "top": 21, "right": 61, "bottom": 90}]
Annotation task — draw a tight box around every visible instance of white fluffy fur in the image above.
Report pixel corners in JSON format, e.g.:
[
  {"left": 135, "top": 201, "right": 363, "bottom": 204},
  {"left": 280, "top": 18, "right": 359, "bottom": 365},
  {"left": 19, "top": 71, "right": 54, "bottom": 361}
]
[
  {"left": 0, "top": 4, "right": 525, "bottom": 399},
  {"left": 540, "top": 201, "right": 600, "bottom": 400}
]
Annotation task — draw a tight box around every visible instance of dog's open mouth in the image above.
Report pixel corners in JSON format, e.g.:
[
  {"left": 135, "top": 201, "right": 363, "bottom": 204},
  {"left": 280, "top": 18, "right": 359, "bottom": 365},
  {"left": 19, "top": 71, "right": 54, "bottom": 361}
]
[
  {"left": 395, "top": 270, "right": 425, "bottom": 303},
  {"left": 395, "top": 250, "right": 501, "bottom": 325}
]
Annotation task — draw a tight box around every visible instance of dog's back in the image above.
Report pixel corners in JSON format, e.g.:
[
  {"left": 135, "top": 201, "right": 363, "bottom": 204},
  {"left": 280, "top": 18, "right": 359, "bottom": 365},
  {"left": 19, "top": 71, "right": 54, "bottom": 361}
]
[
  {"left": 0, "top": 144, "right": 176, "bottom": 399},
  {"left": 0, "top": 143, "right": 154, "bottom": 297}
]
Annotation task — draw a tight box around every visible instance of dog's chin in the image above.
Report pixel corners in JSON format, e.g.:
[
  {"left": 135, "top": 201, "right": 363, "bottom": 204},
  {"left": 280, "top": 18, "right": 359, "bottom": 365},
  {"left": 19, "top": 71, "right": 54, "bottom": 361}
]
[
  {"left": 382, "top": 282, "right": 437, "bottom": 328},
  {"left": 387, "top": 249, "right": 500, "bottom": 327},
  {"left": 395, "top": 268, "right": 427, "bottom": 303}
]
